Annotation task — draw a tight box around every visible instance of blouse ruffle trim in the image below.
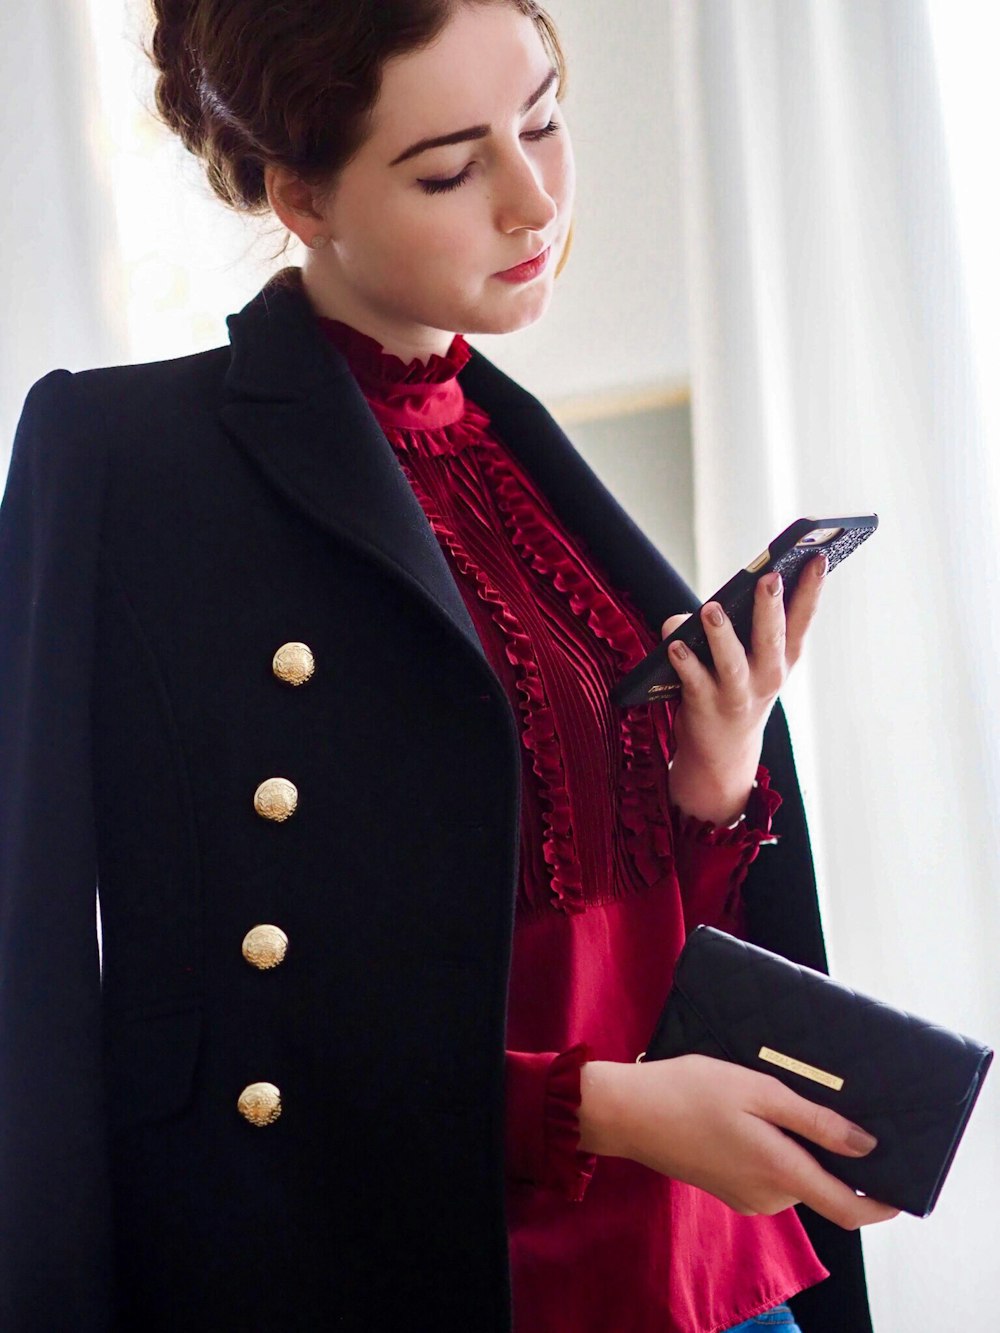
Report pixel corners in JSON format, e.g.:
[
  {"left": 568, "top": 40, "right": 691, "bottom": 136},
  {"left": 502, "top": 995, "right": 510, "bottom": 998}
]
[
  {"left": 673, "top": 764, "right": 782, "bottom": 883},
  {"left": 316, "top": 317, "right": 474, "bottom": 432},
  {"left": 389, "top": 455, "right": 588, "bottom": 914},
  {"left": 545, "top": 1043, "right": 597, "bottom": 1203},
  {"left": 315, "top": 316, "right": 472, "bottom": 384},
  {"left": 671, "top": 766, "right": 782, "bottom": 936},
  {"left": 477, "top": 446, "right": 676, "bottom": 898}
]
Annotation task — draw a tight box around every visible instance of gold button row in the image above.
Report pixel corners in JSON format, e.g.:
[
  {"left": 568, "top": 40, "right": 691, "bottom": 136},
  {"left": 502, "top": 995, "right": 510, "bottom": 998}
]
[
  {"left": 237, "top": 929, "right": 287, "bottom": 1128},
  {"left": 253, "top": 642, "right": 314, "bottom": 824},
  {"left": 239, "top": 645, "right": 314, "bottom": 1126}
]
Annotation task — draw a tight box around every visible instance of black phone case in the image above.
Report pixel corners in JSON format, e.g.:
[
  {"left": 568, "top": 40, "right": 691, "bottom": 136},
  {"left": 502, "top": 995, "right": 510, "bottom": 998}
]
[{"left": 610, "top": 515, "right": 878, "bottom": 708}]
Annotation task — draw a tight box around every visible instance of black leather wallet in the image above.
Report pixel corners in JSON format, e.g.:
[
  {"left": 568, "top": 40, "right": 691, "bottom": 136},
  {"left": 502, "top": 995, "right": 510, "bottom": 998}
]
[{"left": 641, "top": 926, "right": 993, "bottom": 1217}]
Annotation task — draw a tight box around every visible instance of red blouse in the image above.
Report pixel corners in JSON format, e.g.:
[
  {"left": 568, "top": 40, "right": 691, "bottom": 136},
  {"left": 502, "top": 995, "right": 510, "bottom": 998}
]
[{"left": 315, "top": 317, "right": 828, "bottom": 1333}]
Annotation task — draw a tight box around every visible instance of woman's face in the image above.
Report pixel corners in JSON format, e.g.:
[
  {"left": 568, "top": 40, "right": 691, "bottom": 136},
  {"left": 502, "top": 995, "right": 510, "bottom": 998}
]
[{"left": 279, "top": 2, "right": 575, "bottom": 357}]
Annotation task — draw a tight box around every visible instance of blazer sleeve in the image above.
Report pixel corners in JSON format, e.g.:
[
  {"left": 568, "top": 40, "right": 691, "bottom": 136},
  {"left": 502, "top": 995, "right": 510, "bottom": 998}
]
[
  {"left": 746, "top": 703, "right": 874, "bottom": 1333},
  {"left": 0, "top": 370, "right": 113, "bottom": 1330}
]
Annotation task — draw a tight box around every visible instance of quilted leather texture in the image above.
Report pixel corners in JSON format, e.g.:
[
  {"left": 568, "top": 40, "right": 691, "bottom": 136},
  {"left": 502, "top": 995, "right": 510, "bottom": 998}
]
[{"left": 645, "top": 927, "right": 993, "bottom": 1217}]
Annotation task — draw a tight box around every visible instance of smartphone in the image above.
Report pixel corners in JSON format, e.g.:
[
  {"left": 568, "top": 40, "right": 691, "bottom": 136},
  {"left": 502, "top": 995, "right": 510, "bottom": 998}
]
[{"left": 610, "top": 514, "right": 879, "bottom": 708}]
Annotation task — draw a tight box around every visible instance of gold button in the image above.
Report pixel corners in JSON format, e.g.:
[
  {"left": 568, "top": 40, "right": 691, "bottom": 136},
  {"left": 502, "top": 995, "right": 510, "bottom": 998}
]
[
  {"left": 272, "top": 641, "right": 315, "bottom": 686},
  {"left": 242, "top": 924, "right": 289, "bottom": 970},
  {"left": 253, "top": 777, "right": 298, "bottom": 822},
  {"left": 237, "top": 1082, "right": 282, "bottom": 1127}
]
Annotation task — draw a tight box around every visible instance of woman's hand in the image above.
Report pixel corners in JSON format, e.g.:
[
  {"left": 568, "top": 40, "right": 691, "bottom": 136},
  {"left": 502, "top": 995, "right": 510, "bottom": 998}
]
[
  {"left": 579, "top": 1054, "right": 900, "bottom": 1230},
  {"left": 662, "top": 557, "right": 827, "bottom": 825}
]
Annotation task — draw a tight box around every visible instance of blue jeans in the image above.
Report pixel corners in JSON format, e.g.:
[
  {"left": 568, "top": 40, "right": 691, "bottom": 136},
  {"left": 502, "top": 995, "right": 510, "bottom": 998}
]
[{"left": 723, "top": 1305, "right": 802, "bottom": 1332}]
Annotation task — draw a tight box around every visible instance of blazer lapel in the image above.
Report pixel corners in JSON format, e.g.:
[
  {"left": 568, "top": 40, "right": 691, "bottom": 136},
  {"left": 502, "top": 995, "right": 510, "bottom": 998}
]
[
  {"left": 220, "top": 266, "right": 699, "bottom": 671},
  {"left": 219, "top": 269, "right": 487, "bottom": 662},
  {"left": 456, "top": 351, "right": 700, "bottom": 630}
]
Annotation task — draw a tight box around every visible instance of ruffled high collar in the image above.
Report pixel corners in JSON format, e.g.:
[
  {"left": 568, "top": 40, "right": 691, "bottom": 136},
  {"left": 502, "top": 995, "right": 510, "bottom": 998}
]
[{"left": 316, "top": 316, "right": 471, "bottom": 432}]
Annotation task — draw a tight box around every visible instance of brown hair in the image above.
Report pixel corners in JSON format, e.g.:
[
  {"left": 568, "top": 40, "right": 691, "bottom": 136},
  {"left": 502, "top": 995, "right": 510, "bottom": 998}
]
[{"left": 145, "top": 0, "right": 568, "bottom": 230}]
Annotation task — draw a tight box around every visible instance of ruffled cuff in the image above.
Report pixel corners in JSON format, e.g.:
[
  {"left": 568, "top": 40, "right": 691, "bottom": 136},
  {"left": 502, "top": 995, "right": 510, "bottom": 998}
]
[
  {"left": 671, "top": 765, "right": 782, "bottom": 936},
  {"left": 504, "top": 1044, "right": 597, "bottom": 1203}
]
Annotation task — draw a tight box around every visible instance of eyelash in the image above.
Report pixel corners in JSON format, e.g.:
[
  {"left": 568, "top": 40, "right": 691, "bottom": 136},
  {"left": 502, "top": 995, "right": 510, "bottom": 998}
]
[{"left": 418, "top": 119, "right": 561, "bottom": 195}]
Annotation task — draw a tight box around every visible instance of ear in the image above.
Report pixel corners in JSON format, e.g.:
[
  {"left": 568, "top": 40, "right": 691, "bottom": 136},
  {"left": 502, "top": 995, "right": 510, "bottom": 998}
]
[{"left": 264, "top": 165, "right": 326, "bottom": 240}]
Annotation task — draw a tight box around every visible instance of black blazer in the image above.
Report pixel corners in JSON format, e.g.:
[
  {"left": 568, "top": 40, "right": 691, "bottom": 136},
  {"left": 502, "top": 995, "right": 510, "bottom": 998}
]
[{"left": 0, "top": 268, "right": 871, "bottom": 1332}]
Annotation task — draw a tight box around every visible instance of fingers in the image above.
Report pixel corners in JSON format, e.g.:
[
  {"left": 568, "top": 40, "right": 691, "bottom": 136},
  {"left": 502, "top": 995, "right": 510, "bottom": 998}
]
[
  {"left": 755, "top": 1123, "right": 901, "bottom": 1229},
  {"left": 749, "top": 572, "right": 787, "bottom": 694},
  {"left": 625, "top": 1056, "right": 902, "bottom": 1232},
  {"left": 782, "top": 1145, "right": 901, "bottom": 1229},
  {"left": 751, "top": 1079, "right": 902, "bottom": 1228},
  {"left": 660, "top": 610, "right": 718, "bottom": 699},
  {"left": 783, "top": 554, "right": 827, "bottom": 667},
  {"left": 661, "top": 612, "right": 692, "bottom": 639},
  {"left": 692, "top": 601, "right": 749, "bottom": 698},
  {"left": 761, "top": 1078, "right": 877, "bottom": 1158},
  {"left": 660, "top": 613, "right": 717, "bottom": 697},
  {"left": 670, "top": 599, "right": 770, "bottom": 709},
  {"left": 661, "top": 554, "right": 826, "bottom": 708}
]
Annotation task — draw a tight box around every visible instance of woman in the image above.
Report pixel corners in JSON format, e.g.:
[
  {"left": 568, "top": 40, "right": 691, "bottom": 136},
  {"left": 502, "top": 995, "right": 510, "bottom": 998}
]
[{"left": 0, "top": 2, "right": 897, "bottom": 1330}]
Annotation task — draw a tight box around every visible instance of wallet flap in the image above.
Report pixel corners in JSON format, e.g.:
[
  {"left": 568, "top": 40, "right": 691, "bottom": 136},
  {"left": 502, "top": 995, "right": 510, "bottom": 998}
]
[{"left": 670, "top": 930, "right": 990, "bottom": 1117}]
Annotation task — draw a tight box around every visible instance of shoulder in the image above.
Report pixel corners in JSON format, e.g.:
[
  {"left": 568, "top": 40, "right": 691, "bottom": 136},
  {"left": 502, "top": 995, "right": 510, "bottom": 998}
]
[
  {"left": 5, "top": 369, "right": 97, "bottom": 509},
  {"left": 4, "top": 345, "right": 231, "bottom": 525},
  {"left": 73, "top": 344, "right": 232, "bottom": 421},
  {"left": 1, "top": 370, "right": 104, "bottom": 576},
  {"left": 15, "top": 345, "right": 230, "bottom": 438}
]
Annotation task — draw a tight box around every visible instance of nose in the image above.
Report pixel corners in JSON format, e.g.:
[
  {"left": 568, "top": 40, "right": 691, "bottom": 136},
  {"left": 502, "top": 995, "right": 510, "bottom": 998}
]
[{"left": 494, "top": 143, "right": 559, "bottom": 237}]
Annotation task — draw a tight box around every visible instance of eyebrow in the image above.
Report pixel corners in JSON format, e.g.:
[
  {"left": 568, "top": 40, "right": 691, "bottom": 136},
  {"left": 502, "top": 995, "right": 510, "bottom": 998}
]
[{"left": 388, "top": 67, "right": 559, "bottom": 167}]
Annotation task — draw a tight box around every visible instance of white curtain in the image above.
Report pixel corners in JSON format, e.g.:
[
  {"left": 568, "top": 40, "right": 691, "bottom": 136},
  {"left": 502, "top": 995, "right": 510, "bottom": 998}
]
[
  {"left": 0, "top": 0, "right": 127, "bottom": 464},
  {"left": 669, "top": 0, "right": 1000, "bottom": 1325}
]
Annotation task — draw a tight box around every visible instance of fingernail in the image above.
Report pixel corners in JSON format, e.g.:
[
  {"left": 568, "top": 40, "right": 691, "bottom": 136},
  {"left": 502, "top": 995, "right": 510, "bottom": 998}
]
[
  {"left": 705, "top": 604, "right": 724, "bottom": 627},
  {"left": 816, "top": 554, "right": 829, "bottom": 578},
  {"left": 847, "top": 1126, "right": 878, "bottom": 1154},
  {"left": 767, "top": 572, "right": 783, "bottom": 597},
  {"left": 670, "top": 641, "right": 688, "bottom": 660}
]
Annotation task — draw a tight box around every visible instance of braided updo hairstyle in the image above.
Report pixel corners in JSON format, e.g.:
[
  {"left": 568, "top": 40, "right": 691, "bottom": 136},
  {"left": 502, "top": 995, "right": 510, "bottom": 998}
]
[{"left": 145, "top": 0, "right": 568, "bottom": 228}]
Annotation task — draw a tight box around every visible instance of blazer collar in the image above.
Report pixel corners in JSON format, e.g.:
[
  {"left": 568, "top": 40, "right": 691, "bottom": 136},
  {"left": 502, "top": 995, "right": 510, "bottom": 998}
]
[{"left": 220, "top": 267, "right": 695, "bottom": 666}]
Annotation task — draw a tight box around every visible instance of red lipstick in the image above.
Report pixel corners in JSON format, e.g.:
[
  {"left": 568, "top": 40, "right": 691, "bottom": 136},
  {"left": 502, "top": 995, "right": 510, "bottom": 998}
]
[{"left": 494, "top": 246, "right": 551, "bottom": 283}]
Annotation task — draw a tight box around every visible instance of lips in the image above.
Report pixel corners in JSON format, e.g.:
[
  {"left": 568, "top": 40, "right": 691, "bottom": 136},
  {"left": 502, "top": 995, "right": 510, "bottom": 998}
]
[
  {"left": 494, "top": 245, "right": 552, "bottom": 280},
  {"left": 513, "top": 246, "right": 548, "bottom": 269}
]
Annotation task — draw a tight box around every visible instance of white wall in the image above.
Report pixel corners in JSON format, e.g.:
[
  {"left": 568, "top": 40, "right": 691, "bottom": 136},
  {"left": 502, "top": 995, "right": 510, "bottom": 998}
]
[
  {"left": 473, "top": 0, "right": 691, "bottom": 400},
  {"left": 569, "top": 403, "right": 695, "bottom": 581}
]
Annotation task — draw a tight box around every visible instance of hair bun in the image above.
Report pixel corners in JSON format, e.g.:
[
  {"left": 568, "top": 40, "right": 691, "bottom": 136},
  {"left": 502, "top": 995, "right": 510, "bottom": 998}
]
[{"left": 147, "top": 0, "right": 204, "bottom": 153}]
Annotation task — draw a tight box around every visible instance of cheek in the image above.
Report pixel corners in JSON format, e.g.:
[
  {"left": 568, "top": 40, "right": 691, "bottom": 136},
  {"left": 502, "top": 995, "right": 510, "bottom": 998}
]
[
  {"left": 382, "top": 203, "right": 484, "bottom": 283},
  {"left": 329, "top": 182, "right": 488, "bottom": 312},
  {"left": 553, "top": 140, "right": 576, "bottom": 208}
]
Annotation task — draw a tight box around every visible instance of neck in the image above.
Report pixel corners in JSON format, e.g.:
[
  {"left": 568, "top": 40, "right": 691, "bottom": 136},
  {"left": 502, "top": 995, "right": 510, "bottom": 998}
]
[{"left": 300, "top": 256, "right": 454, "bottom": 365}]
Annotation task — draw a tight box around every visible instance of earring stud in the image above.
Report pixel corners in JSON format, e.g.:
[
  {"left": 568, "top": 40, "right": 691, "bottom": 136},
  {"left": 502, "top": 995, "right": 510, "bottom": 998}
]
[{"left": 310, "top": 235, "right": 328, "bottom": 250}]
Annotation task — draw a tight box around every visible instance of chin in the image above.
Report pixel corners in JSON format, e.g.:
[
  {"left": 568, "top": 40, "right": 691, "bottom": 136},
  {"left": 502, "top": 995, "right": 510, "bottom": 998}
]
[{"left": 462, "top": 288, "right": 554, "bottom": 337}]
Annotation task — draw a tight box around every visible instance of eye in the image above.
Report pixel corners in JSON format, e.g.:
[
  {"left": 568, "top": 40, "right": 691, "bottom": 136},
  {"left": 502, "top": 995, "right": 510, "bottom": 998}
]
[
  {"left": 523, "top": 119, "right": 560, "bottom": 143},
  {"left": 417, "top": 120, "right": 561, "bottom": 196},
  {"left": 419, "top": 165, "right": 475, "bottom": 196}
]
